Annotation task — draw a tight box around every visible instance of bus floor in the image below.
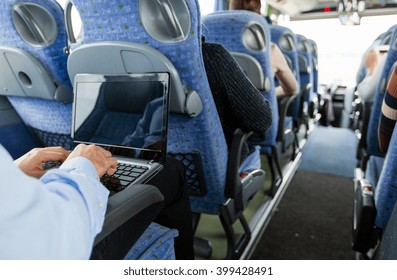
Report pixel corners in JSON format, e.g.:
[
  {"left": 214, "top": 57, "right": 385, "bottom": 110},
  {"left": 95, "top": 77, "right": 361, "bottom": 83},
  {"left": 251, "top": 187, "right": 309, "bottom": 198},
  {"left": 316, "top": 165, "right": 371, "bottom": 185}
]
[
  {"left": 251, "top": 125, "right": 357, "bottom": 260},
  {"left": 193, "top": 124, "right": 357, "bottom": 260}
]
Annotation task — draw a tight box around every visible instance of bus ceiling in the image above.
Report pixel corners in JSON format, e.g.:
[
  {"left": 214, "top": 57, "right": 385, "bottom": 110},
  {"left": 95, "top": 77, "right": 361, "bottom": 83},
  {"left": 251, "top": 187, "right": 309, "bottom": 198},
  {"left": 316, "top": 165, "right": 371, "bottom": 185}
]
[{"left": 211, "top": 0, "right": 397, "bottom": 26}]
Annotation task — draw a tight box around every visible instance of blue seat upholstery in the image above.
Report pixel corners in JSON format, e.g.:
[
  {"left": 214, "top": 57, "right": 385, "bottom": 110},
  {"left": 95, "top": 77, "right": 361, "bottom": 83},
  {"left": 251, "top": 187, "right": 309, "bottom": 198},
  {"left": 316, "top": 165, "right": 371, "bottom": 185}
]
[
  {"left": 68, "top": 0, "right": 265, "bottom": 259},
  {"left": 0, "top": 0, "right": 73, "bottom": 149},
  {"left": 290, "top": 34, "right": 314, "bottom": 132},
  {"left": 270, "top": 25, "right": 301, "bottom": 91},
  {"left": 352, "top": 26, "right": 397, "bottom": 255},
  {"left": 366, "top": 25, "right": 397, "bottom": 161},
  {"left": 269, "top": 24, "right": 300, "bottom": 151},
  {"left": 374, "top": 125, "right": 397, "bottom": 229},
  {"left": 124, "top": 223, "right": 178, "bottom": 260},
  {"left": 307, "top": 39, "right": 318, "bottom": 95},
  {"left": 375, "top": 200, "right": 397, "bottom": 259},
  {"left": 355, "top": 30, "right": 392, "bottom": 168},
  {"left": 362, "top": 25, "right": 397, "bottom": 178},
  {"left": 296, "top": 34, "right": 314, "bottom": 105}
]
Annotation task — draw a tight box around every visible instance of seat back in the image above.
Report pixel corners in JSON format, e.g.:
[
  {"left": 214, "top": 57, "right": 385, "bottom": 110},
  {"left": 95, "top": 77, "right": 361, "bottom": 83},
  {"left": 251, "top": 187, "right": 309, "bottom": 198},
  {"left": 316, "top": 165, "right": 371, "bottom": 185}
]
[
  {"left": 374, "top": 113, "right": 397, "bottom": 229},
  {"left": 68, "top": 0, "right": 230, "bottom": 215},
  {"left": 202, "top": 10, "right": 278, "bottom": 154},
  {"left": 307, "top": 39, "right": 318, "bottom": 95},
  {"left": 296, "top": 34, "right": 314, "bottom": 105},
  {"left": 375, "top": 200, "right": 397, "bottom": 259},
  {"left": 0, "top": 0, "right": 73, "bottom": 149},
  {"left": 366, "top": 24, "right": 397, "bottom": 159},
  {"left": 270, "top": 25, "right": 301, "bottom": 92}
]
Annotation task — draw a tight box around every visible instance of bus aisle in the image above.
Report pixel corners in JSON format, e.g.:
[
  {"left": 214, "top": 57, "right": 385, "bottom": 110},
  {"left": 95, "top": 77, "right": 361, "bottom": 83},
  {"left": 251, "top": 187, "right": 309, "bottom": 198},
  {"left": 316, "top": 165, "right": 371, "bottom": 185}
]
[{"left": 252, "top": 125, "right": 357, "bottom": 259}]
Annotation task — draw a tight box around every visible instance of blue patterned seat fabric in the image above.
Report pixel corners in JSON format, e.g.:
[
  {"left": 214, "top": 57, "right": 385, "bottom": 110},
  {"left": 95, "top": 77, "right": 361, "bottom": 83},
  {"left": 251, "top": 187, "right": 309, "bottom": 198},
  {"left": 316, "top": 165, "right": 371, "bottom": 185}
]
[
  {"left": 270, "top": 24, "right": 300, "bottom": 135},
  {"left": 374, "top": 125, "right": 397, "bottom": 229},
  {"left": 366, "top": 25, "right": 397, "bottom": 229},
  {"left": 307, "top": 39, "right": 318, "bottom": 95},
  {"left": 124, "top": 223, "right": 178, "bottom": 260},
  {"left": 70, "top": 0, "right": 230, "bottom": 215},
  {"left": 366, "top": 25, "right": 397, "bottom": 160},
  {"left": 270, "top": 25, "right": 301, "bottom": 91},
  {"left": 296, "top": 34, "right": 314, "bottom": 106},
  {"left": 202, "top": 10, "right": 278, "bottom": 155},
  {"left": 0, "top": 0, "right": 73, "bottom": 149}
]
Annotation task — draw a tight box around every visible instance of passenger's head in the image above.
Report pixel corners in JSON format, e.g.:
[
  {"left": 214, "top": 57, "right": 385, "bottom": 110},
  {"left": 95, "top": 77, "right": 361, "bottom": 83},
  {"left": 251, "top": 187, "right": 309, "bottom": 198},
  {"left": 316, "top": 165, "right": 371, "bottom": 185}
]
[{"left": 228, "top": 0, "right": 261, "bottom": 14}]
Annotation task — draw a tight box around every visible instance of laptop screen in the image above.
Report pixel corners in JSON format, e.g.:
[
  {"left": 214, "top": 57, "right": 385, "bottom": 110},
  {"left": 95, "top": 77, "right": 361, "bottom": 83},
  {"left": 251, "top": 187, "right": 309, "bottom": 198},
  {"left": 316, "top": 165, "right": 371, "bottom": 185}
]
[{"left": 72, "top": 73, "right": 170, "bottom": 163}]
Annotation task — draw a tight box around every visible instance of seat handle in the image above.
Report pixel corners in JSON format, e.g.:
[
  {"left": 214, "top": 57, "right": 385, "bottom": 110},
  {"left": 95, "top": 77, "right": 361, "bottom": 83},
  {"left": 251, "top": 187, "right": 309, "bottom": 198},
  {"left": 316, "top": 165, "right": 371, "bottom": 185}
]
[
  {"left": 64, "top": 0, "right": 76, "bottom": 44},
  {"left": 156, "top": 0, "right": 184, "bottom": 40},
  {"left": 13, "top": 4, "right": 48, "bottom": 45}
]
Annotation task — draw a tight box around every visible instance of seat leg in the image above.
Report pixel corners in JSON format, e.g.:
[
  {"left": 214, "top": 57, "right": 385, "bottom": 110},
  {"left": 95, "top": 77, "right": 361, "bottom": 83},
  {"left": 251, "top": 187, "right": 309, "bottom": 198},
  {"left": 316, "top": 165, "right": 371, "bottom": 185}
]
[
  {"left": 219, "top": 206, "right": 251, "bottom": 259},
  {"left": 266, "top": 148, "right": 283, "bottom": 196}
]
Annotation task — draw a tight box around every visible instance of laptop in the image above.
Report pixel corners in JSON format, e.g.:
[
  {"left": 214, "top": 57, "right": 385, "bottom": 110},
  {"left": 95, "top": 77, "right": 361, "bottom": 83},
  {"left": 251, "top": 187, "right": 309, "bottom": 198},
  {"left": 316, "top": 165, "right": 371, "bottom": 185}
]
[{"left": 71, "top": 73, "right": 170, "bottom": 196}]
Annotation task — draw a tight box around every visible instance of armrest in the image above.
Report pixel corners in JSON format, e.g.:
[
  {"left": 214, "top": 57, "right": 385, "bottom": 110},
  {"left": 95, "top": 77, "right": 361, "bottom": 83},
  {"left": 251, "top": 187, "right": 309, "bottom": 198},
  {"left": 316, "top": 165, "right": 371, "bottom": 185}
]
[
  {"left": 352, "top": 178, "right": 377, "bottom": 253},
  {"left": 225, "top": 128, "right": 254, "bottom": 209},
  {"left": 94, "top": 184, "right": 164, "bottom": 244}
]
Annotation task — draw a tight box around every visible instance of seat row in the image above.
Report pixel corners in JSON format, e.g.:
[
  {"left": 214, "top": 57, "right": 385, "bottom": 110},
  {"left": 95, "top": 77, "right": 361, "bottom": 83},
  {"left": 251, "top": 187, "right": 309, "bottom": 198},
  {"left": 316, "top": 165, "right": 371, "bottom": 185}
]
[
  {"left": 352, "top": 23, "right": 397, "bottom": 259},
  {"left": 0, "top": 0, "right": 319, "bottom": 259}
]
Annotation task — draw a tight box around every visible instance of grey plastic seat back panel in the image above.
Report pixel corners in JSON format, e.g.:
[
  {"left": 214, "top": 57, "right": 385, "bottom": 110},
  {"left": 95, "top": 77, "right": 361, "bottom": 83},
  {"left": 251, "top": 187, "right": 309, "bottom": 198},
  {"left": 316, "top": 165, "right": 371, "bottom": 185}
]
[
  {"left": 94, "top": 184, "right": 163, "bottom": 244},
  {"left": 231, "top": 51, "right": 266, "bottom": 91},
  {"left": 0, "top": 46, "right": 56, "bottom": 99},
  {"left": 68, "top": 41, "right": 202, "bottom": 116}
]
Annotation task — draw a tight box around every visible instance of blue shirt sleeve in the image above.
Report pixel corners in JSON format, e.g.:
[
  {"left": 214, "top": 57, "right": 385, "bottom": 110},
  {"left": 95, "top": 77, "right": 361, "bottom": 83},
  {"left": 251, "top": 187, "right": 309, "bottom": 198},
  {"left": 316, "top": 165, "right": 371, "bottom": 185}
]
[{"left": 0, "top": 145, "right": 109, "bottom": 259}]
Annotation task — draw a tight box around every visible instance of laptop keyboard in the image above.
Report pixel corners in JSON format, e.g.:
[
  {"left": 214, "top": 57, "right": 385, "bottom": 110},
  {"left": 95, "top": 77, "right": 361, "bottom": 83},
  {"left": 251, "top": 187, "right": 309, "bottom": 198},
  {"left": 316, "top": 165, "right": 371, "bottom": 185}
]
[{"left": 100, "top": 162, "right": 149, "bottom": 196}]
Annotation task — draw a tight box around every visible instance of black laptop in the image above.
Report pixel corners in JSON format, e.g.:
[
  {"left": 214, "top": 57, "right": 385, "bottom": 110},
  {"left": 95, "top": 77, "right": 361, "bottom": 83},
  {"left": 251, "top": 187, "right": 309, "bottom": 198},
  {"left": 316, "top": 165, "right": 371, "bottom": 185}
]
[{"left": 72, "top": 73, "right": 170, "bottom": 196}]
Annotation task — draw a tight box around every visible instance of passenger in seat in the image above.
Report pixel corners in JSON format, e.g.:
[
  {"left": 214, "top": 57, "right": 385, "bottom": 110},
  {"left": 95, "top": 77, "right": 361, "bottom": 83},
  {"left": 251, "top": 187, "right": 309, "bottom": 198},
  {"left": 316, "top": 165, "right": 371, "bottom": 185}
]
[
  {"left": 202, "top": 41, "right": 272, "bottom": 160},
  {"left": 357, "top": 47, "right": 386, "bottom": 103},
  {"left": 1, "top": 144, "right": 194, "bottom": 259},
  {"left": 378, "top": 65, "right": 397, "bottom": 154},
  {"left": 228, "top": 0, "right": 299, "bottom": 98},
  {"left": 0, "top": 144, "right": 116, "bottom": 259}
]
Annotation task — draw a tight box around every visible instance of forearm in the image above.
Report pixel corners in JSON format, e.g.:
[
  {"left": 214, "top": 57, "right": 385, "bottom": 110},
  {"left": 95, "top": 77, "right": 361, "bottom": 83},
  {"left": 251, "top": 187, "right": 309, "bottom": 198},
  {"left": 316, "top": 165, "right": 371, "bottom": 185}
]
[{"left": 0, "top": 151, "right": 108, "bottom": 259}]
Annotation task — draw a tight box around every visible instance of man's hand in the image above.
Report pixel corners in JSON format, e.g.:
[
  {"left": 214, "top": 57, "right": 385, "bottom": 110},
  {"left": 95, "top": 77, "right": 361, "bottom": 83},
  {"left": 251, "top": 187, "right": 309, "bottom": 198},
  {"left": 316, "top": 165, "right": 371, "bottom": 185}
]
[
  {"left": 14, "top": 146, "right": 70, "bottom": 178},
  {"left": 67, "top": 144, "right": 117, "bottom": 178}
]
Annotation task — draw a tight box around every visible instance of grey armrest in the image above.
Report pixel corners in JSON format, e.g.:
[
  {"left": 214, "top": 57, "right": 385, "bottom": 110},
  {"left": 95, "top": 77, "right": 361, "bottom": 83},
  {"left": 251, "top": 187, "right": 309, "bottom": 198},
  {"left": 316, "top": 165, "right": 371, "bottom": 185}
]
[{"left": 94, "top": 184, "right": 164, "bottom": 244}]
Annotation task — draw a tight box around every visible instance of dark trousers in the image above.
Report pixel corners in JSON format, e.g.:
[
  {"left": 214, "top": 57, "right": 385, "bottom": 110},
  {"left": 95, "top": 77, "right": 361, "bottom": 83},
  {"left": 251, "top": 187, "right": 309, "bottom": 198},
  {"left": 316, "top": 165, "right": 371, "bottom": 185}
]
[{"left": 91, "top": 156, "right": 194, "bottom": 260}]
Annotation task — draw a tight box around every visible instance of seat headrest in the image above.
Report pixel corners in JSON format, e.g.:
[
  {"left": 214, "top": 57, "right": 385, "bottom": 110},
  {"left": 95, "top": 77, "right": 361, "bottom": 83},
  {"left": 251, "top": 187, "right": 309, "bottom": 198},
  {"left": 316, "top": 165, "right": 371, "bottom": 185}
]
[
  {"left": 279, "top": 32, "right": 296, "bottom": 52},
  {"left": 242, "top": 23, "right": 267, "bottom": 52}
]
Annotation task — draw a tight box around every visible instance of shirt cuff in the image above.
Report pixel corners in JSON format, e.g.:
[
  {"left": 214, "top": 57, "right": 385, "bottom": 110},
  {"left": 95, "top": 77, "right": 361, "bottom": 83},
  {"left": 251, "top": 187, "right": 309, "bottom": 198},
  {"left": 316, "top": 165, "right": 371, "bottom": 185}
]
[{"left": 60, "top": 157, "right": 99, "bottom": 181}]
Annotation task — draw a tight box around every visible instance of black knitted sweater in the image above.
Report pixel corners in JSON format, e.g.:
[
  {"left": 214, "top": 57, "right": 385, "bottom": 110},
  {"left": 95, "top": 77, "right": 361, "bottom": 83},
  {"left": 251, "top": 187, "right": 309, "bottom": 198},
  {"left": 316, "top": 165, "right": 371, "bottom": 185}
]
[{"left": 202, "top": 42, "right": 272, "bottom": 151}]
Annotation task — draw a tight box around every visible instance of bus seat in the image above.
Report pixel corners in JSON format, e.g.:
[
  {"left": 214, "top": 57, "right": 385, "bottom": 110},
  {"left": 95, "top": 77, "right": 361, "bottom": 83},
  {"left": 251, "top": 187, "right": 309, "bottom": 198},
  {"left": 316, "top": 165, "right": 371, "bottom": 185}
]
[
  {"left": 0, "top": 0, "right": 74, "bottom": 149},
  {"left": 353, "top": 29, "right": 397, "bottom": 254},
  {"left": 202, "top": 10, "right": 283, "bottom": 195},
  {"left": 374, "top": 124, "right": 397, "bottom": 230},
  {"left": 375, "top": 201, "right": 397, "bottom": 259},
  {"left": 355, "top": 29, "right": 392, "bottom": 168},
  {"left": 291, "top": 34, "right": 313, "bottom": 136},
  {"left": 307, "top": 39, "right": 319, "bottom": 118},
  {"left": 365, "top": 25, "right": 397, "bottom": 163},
  {"left": 67, "top": 0, "right": 266, "bottom": 259},
  {"left": 124, "top": 223, "right": 178, "bottom": 260},
  {"left": 270, "top": 24, "right": 300, "bottom": 152},
  {"left": 307, "top": 39, "right": 319, "bottom": 95},
  {"left": 353, "top": 124, "right": 397, "bottom": 256}
]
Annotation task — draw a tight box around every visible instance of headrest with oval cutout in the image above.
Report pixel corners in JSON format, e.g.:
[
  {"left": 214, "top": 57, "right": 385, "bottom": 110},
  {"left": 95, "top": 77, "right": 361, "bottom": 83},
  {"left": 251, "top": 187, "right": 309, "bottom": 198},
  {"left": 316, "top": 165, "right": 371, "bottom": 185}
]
[
  {"left": 242, "top": 23, "right": 267, "bottom": 52},
  {"left": 12, "top": 2, "right": 58, "bottom": 47},
  {"left": 279, "top": 33, "right": 296, "bottom": 52}
]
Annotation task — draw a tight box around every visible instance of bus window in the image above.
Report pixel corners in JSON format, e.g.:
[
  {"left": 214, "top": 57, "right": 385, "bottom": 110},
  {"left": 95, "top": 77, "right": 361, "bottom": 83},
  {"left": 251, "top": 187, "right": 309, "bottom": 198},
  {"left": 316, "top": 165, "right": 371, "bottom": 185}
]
[{"left": 280, "top": 15, "right": 397, "bottom": 86}]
